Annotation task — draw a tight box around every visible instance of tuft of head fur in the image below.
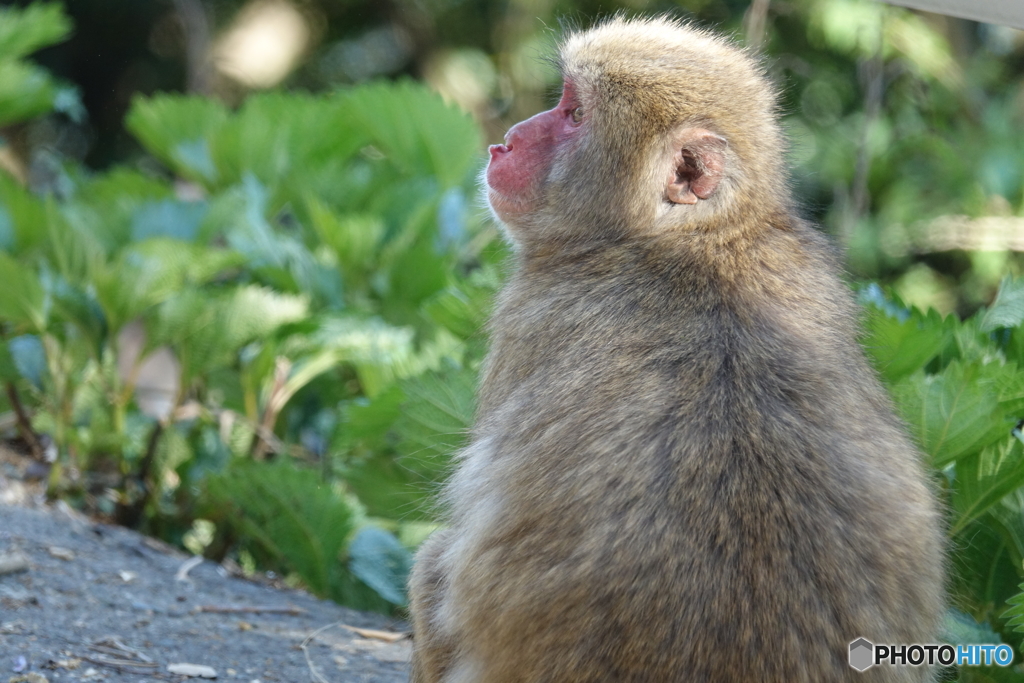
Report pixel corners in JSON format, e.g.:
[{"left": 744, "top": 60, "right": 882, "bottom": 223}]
[{"left": 521, "top": 16, "right": 791, "bottom": 249}]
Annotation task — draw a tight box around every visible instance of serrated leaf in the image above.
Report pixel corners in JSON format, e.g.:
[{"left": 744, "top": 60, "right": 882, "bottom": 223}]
[
  {"left": 211, "top": 92, "right": 364, "bottom": 191},
  {"left": 341, "top": 366, "right": 474, "bottom": 521},
  {"left": 389, "top": 241, "right": 448, "bottom": 308},
  {"left": 1003, "top": 582, "right": 1024, "bottom": 632},
  {"left": 205, "top": 460, "right": 356, "bottom": 598},
  {"left": 0, "top": 251, "right": 46, "bottom": 329},
  {"left": 892, "top": 360, "right": 1022, "bottom": 467},
  {"left": 305, "top": 198, "right": 385, "bottom": 283},
  {"left": 93, "top": 239, "right": 243, "bottom": 331},
  {"left": 348, "top": 527, "right": 412, "bottom": 606},
  {"left": 980, "top": 276, "right": 1024, "bottom": 332},
  {"left": 395, "top": 365, "right": 475, "bottom": 472},
  {"left": 155, "top": 285, "right": 308, "bottom": 379},
  {"left": 312, "top": 316, "right": 415, "bottom": 397},
  {"left": 421, "top": 286, "right": 488, "bottom": 340},
  {"left": 951, "top": 439, "right": 1024, "bottom": 536},
  {"left": 0, "top": 3, "right": 71, "bottom": 60},
  {"left": 0, "top": 60, "right": 58, "bottom": 127},
  {"left": 345, "top": 80, "right": 482, "bottom": 187},
  {"left": 125, "top": 95, "right": 229, "bottom": 182},
  {"left": 42, "top": 271, "right": 107, "bottom": 354},
  {"left": 861, "top": 304, "right": 947, "bottom": 383}
]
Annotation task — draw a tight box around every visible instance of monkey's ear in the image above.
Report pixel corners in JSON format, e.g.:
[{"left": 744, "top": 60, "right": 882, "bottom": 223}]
[{"left": 666, "top": 130, "right": 727, "bottom": 205}]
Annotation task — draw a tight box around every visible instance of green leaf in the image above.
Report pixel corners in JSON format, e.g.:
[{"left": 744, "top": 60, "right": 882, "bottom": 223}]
[
  {"left": 395, "top": 365, "right": 475, "bottom": 473},
  {"left": 155, "top": 285, "right": 308, "bottom": 379},
  {"left": 951, "top": 439, "right": 1024, "bottom": 536},
  {"left": 337, "top": 386, "right": 405, "bottom": 453},
  {"left": 211, "top": 92, "right": 364, "bottom": 191},
  {"left": 0, "top": 3, "right": 71, "bottom": 60},
  {"left": 0, "top": 252, "right": 46, "bottom": 329},
  {"left": 44, "top": 273, "right": 107, "bottom": 355},
  {"left": 892, "top": 360, "right": 1022, "bottom": 467},
  {"left": 861, "top": 304, "right": 947, "bottom": 383},
  {"left": 345, "top": 80, "right": 482, "bottom": 187},
  {"left": 305, "top": 198, "right": 385, "bottom": 288},
  {"left": 7, "top": 334, "right": 46, "bottom": 389},
  {"left": 421, "top": 286, "right": 489, "bottom": 340},
  {"left": 205, "top": 460, "right": 356, "bottom": 598},
  {"left": 0, "top": 60, "right": 58, "bottom": 127},
  {"left": 344, "top": 366, "right": 474, "bottom": 520},
  {"left": 125, "top": 95, "right": 229, "bottom": 183},
  {"left": 389, "top": 241, "right": 448, "bottom": 309},
  {"left": 44, "top": 200, "right": 106, "bottom": 283},
  {"left": 93, "top": 239, "right": 243, "bottom": 331},
  {"left": 987, "top": 489, "right": 1024, "bottom": 578},
  {"left": 1002, "top": 582, "right": 1024, "bottom": 634},
  {"left": 0, "top": 174, "right": 46, "bottom": 254},
  {"left": 312, "top": 316, "right": 416, "bottom": 397},
  {"left": 219, "top": 176, "right": 343, "bottom": 307},
  {"left": 980, "top": 277, "right": 1024, "bottom": 333},
  {"left": 348, "top": 527, "right": 412, "bottom": 606},
  {"left": 0, "top": 338, "right": 14, "bottom": 382}
]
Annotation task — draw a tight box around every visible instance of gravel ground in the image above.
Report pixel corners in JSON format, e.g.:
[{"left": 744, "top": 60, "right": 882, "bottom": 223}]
[{"left": 0, "top": 453, "right": 411, "bottom": 683}]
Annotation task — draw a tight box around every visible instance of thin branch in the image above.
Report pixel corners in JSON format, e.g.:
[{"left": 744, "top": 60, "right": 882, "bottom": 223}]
[
  {"left": 114, "top": 420, "right": 165, "bottom": 528},
  {"left": 5, "top": 382, "right": 43, "bottom": 460}
]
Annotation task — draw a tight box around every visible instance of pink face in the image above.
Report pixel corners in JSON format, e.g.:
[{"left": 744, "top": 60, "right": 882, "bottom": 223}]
[{"left": 485, "top": 82, "right": 585, "bottom": 221}]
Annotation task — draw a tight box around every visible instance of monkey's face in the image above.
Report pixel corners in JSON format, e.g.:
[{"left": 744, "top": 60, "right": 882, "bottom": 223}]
[
  {"left": 485, "top": 81, "right": 586, "bottom": 224},
  {"left": 485, "top": 16, "right": 785, "bottom": 247}
]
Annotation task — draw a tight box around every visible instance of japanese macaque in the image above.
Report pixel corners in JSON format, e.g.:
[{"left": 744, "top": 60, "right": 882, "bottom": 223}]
[{"left": 409, "top": 16, "right": 944, "bottom": 683}]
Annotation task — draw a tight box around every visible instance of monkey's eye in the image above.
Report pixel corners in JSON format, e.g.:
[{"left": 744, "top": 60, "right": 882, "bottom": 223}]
[{"left": 570, "top": 106, "right": 584, "bottom": 125}]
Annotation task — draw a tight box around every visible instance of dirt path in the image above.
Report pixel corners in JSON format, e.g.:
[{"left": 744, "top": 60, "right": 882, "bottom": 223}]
[{"left": 0, "top": 459, "right": 410, "bottom": 683}]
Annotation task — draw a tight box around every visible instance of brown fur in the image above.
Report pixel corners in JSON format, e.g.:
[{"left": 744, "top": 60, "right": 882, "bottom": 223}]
[{"left": 409, "top": 16, "right": 944, "bottom": 683}]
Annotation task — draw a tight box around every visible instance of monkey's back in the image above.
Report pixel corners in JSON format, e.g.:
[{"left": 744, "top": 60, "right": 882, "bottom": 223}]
[{"left": 434, "top": 218, "right": 944, "bottom": 683}]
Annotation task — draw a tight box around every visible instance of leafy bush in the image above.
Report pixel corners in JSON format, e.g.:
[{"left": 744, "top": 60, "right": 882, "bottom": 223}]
[
  {"left": 860, "top": 279, "right": 1024, "bottom": 676},
  {"left": 0, "top": 3, "right": 493, "bottom": 612}
]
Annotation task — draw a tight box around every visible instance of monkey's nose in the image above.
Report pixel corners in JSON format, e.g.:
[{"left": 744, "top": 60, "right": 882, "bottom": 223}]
[{"left": 489, "top": 144, "right": 510, "bottom": 160}]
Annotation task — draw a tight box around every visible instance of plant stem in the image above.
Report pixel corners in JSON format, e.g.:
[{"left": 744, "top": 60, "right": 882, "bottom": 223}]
[
  {"left": 4, "top": 382, "right": 43, "bottom": 461},
  {"left": 114, "top": 420, "right": 164, "bottom": 528}
]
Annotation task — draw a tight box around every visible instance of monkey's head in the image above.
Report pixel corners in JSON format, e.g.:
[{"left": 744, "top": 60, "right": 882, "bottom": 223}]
[{"left": 486, "top": 16, "right": 786, "bottom": 249}]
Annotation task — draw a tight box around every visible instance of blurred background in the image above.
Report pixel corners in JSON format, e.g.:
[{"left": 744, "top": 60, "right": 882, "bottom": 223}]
[
  {"left": 4, "top": 0, "right": 1024, "bottom": 649},
  {"left": 7, "top": 0, "right": 1024, "bottom": 314}
]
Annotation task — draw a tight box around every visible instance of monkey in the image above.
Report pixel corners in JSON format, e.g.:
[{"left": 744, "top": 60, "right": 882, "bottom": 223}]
[{"left": 408, "top": 16, "right": 944, "bottom": 683}]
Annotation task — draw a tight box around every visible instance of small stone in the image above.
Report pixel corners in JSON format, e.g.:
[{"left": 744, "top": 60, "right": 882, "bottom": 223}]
[
  {"left": 47, "top": 547, "right": 74, "bottom": 561},
  {"left": 0, "top": 551, "right": 29, "bottom": 576},
  {"left": 167, "top": 663, "right": 218, "bottom": 678}
]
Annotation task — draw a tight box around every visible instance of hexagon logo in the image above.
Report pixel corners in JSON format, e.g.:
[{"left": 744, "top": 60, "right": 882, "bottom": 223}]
[{"left": 849, "top": 638, "right": 875, "bottom": 672}]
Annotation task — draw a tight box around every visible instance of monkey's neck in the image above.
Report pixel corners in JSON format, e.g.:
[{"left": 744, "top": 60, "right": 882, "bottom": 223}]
[{"left": 478, "top": 214, "right": 862, "bottom": 423}]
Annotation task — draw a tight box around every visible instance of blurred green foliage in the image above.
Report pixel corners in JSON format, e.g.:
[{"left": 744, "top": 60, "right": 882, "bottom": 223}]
[
  {"left": 4, "top": 6, "right": 1024, "bottom": 677},
  {"left": 0, "top": 2, "right": 496, "bottom": 611}
]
